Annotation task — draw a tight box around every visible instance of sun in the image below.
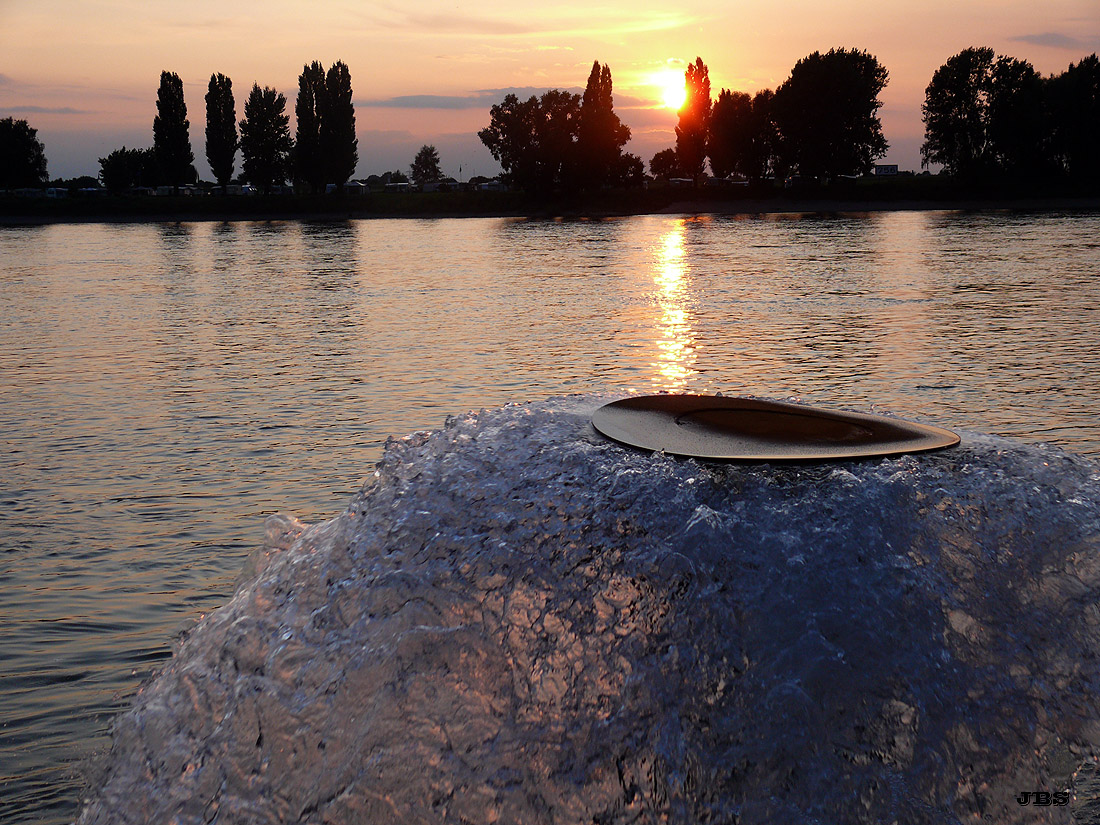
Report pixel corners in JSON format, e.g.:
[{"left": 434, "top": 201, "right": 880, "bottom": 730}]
[{"left": 656, "top": 69, "right": 687, "bottom": 110}]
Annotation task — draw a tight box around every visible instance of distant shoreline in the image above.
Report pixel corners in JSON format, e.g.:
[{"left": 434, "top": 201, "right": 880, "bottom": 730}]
[
  {"left": 2, "top": 190, "right": 1099, "bottom": 226},
  {"left": 657, "top": 196, "right": 1100, "bottom": 217}
]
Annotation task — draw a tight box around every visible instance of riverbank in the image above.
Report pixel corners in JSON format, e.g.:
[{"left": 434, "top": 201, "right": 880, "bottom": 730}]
[
  {"left": 660, "top": 195, "right": 1100, "bottom": 216},
  {"left": 3, "top": 182, "right": 1099, "bottom": 225}
]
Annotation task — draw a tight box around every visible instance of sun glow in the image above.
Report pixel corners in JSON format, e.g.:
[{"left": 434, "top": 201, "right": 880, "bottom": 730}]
[{"left": 654, "top": 69, "right": 687, "bottom": 110}]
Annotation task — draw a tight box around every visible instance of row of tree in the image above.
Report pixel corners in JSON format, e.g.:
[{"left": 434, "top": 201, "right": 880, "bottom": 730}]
[
  {"left": 922, "top": 49, "right": 1099, "bottom": 181},
  {"left": 290, "top": 61, "right": 358, "bottom": 191},
  {"left": 478, "top": 61, "right": 644, "bottom": 194},
  {"left": 6, "top": 48, "right": 1098, "bottom": 193},
  {"left": 99, "top": 63, "right": 358, "bottom": 193},
  {"left": 651, "top": 49, "right": 890, "bottom": 183},
  {"left": 478, "top": 49, "right": 891, "bottom": 191},
  {"left": 649, "top": 47, "right": 1099, "bottom": 185}
]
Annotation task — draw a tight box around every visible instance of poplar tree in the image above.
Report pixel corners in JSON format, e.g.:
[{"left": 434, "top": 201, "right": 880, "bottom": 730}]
[
  {"left": 294, "top": 61, "right": 326, "bottom": 192},
  {"left": 321, "top": 61, "right": 358, "bottom": 188},
  {"left": 239, "top": 84, "right": 293, "bottom": 194},
  {"left": 577, "top": 60, "right": 631, "bottom": 187},
  {"left": 205, "top": 73, "right": 237, "bottom": 187},
  {"left": 675, "top": 58, "right": 711, "bottom": 179},
  {"left": 153, "top": 71, "right": 196, "bottom": 186}
]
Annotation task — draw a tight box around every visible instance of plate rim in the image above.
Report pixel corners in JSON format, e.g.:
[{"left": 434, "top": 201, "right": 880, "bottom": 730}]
[{"left": 591, "top": 394, "right": 961, "bottom": 461}]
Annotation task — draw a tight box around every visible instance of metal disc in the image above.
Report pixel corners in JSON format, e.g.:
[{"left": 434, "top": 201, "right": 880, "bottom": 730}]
[{"left": 591, "top": 395, "right": 960, "bottom": 461}]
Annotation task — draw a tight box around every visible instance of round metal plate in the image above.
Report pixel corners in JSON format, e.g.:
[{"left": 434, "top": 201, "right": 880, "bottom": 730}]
[{"left": 591, "top": 395, "right": 960, "bottom": 461}]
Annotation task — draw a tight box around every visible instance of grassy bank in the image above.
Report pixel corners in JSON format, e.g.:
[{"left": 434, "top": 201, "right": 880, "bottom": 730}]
[{"left": 2, "top": 176, "right": 1098, "bottom": 224}]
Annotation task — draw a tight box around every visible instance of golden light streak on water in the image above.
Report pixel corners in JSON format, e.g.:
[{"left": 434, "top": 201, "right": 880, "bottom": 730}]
[{"left": 652, "top": 220, "right": 696, "bottom": 389}]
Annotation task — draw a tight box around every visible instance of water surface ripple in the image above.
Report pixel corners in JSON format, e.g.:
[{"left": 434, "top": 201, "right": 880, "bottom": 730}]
[{"left": 1, "top": 211, "right": 1099, "bottom": 823}]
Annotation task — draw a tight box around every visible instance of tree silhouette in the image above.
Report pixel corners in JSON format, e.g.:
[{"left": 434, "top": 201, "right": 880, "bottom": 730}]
[
  {"left": 538, "top": 89, "right": 583, "bottom": 191},
  {"left": 773, "top": 48, "right": 888, "bottom": 179},
  {"left": 577, "top": 61, "right": 631, "bottom": 188},
  {"left": 0, "top": 117, "right": 48, "bottom": 188},
  {"left": 708, "top": 89, "right": 752, "bottom": 179},
  {"left": 98, "top": 147, "right": 158, "bottom": 192},
  {"left": 705, "top": 90, "right": 783, "bottom": 182},
  {"left": 410, "top": 144, "right": 443, "bottom": 187},
  {"left": 153, "top": 71, "right": 196, "bottom": 187},
  {"left": 612, "top": 152, "right": 646, "bottom": 187},
  {"left": 649, "top": 148, "right": 680, "bottom": 180},
  {"left": 921, "top": 47, "right": 996, "bottom": 177},
  {"left": 479, "top": 91, "right": 582, "bottom": 194},
  {"left": 987, "top": 56, "right": 1048, "bottom": 177},
  {"left": 321, "top": 61, "right": 358, "bottom": 189},
  {"left": 746, "top": 90, "right": 779, "bottom": 180},
  {"left": 239, "top": 84, "right": 293, "bottom": 194},
  {"left": 205, "top": 73, "right": 237, "bottom": 187},
  {"left": 1048, "top": 54, "right": 1100, "bottom": 182},
  {"left": 480, "top": 94, "right": 540, "bottom": 191},
  {"left": 675, "top": 57, "right": 711, "bottom": 179},
  {"left": 922, "top": 47, "right": 1061, "bottom": 180},
  {"left": 294, "top": 61, "right": 326, "bottom": 192}
]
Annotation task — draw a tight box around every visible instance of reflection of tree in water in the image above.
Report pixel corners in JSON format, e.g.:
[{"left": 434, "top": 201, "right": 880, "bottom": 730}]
[
  {"left": 295, "top": 221, "right": 362, "bottom": 330},
  {"left": 156, "top": 221, "right": 196, "bottom": 283},
  {"left": 299, "top": 220, "right": 358, "bottom": 280},
  {"left": 157, "top": 220, "right": 193, "bottom": 243},
  {"left": 209, "top": 221, "right": 239, "bottom": 278}
]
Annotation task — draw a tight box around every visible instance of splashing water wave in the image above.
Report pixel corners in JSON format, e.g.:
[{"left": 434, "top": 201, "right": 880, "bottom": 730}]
[{"left": 78, "top": 395, "right": 1100, "bottom": 824}]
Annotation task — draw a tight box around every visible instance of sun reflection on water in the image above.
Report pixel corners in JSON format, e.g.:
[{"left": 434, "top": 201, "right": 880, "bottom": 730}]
[{"left": 652, "top": 220, "right": 697, "bottom": 389}]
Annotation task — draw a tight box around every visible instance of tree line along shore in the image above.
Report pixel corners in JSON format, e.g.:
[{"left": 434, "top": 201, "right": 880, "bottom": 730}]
[{"left": 2, "top": 46, "right": 1098, "bottom": 216}]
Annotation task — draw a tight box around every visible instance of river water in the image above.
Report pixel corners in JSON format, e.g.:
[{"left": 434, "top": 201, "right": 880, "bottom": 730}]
[{"left": 2, "top": 211, "right": 1099, "bottom": 823}]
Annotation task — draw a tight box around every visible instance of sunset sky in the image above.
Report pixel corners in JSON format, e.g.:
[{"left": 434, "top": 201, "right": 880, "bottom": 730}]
[{"left": 2, "top": 0, "right": 1097, "bottom": 181}]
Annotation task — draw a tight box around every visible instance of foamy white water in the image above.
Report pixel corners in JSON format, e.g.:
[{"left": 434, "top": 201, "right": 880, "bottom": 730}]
[{"left": 78, "top": 395, "right": 1100, "bottom": 824}]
